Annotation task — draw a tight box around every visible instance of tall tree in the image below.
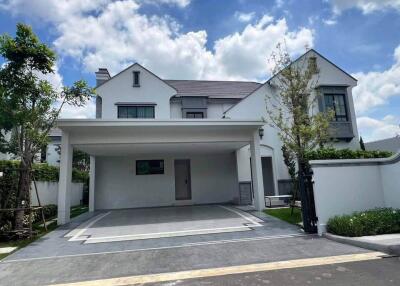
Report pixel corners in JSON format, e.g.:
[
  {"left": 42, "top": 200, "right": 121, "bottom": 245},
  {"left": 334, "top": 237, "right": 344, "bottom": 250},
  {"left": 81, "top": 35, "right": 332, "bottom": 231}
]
[
  {"left": 266, "top": 45, "right": 334, "bottom": 168},
  {"left": 0, "top": 23, "right": 95, "bottom": 230},
  {"left": 266, "top": 45, "right": 334, "bottom": 231}
]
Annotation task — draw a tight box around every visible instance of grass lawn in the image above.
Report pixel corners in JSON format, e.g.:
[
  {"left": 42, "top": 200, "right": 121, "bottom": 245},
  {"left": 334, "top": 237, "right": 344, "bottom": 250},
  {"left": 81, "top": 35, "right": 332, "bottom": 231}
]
[
  {"left": 264, "top": 207, "right": 302, "bottom": 225},
  {"left": 0, "top": 205, "right": 88, "bottom": 260}
]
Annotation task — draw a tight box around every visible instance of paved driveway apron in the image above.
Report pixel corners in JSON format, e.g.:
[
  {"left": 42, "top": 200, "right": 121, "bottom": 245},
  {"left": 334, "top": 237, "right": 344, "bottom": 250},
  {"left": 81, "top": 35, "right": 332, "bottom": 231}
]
[{"left": 0, "top": 205, "right": 372, "bottom": 286}]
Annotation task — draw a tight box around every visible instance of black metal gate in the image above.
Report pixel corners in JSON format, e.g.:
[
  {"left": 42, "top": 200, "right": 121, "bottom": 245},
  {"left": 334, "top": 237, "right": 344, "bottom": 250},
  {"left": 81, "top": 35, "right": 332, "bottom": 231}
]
[{"left": 298, "top": 166, "right": 318, "bottom": 233}]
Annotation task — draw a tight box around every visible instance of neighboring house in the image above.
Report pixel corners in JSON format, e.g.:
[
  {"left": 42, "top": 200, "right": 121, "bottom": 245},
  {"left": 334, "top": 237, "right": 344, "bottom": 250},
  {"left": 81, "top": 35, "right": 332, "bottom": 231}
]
[
  {"left": 56, "top": 49, "right": 359, "bottom": 224},
  {"left": 0, "top": 128, "right": 61, "bottom": 166},
  {"left": 365, "top": 136, "right": 400, "bottom": 153},
  {"left": 42, "top": 128, "right": 62, "bottom": 166}
]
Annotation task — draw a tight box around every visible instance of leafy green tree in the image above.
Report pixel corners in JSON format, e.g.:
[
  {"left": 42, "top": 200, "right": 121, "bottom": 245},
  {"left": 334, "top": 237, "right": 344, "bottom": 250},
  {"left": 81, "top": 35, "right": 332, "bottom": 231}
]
[
  {"left": 266, "top": 45, "right": 334, "bottom": 168},
  {"left": 266, "top": 45, "right": 334, "bottom": 230},
  {"left": 0, "top": 23, "right": 95, "bottom": 229}
]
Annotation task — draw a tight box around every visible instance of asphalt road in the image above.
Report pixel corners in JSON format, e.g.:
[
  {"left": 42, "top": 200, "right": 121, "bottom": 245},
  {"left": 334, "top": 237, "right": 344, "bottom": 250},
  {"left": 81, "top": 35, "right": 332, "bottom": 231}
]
[{"left": 149, "top": 256, "right": 400, "bottom": 286}]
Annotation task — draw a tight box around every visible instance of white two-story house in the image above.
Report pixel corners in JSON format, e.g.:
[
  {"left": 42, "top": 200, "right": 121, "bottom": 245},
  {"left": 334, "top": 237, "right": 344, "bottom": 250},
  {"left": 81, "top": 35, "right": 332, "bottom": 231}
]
[{"left": 56, "top": 49, "right": 359, "bottom": 224}]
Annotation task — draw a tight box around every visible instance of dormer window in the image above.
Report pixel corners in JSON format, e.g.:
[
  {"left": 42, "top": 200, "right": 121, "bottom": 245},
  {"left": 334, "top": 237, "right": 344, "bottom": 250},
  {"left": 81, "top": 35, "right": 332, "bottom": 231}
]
[{"left": 133, "top": 71, "right": 140, "bottom": 87}]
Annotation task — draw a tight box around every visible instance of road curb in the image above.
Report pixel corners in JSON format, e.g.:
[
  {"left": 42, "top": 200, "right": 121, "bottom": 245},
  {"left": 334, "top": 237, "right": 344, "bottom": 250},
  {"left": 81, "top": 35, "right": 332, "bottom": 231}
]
[{"left": 324, "top": 233, "right": 400, "bottom": 256}]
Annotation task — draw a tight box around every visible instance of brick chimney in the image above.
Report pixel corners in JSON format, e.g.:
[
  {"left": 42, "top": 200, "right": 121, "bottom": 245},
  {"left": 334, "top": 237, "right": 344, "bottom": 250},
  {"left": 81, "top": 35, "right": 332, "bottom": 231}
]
[{"left": 95, "top": 68, "right": 111, "bottom": 87}]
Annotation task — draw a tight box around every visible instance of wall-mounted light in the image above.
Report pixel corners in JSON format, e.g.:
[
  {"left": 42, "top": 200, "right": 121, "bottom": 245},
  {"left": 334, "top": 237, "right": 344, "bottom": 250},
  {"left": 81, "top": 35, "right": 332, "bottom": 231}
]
[{"left": 259, "top": 127, "right": 264, "bottom": 140}]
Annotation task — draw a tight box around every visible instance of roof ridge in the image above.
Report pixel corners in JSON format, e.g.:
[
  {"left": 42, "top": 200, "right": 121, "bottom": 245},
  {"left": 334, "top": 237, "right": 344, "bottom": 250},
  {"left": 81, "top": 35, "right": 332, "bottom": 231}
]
[{"left": 164, "top": 79, "right": 262, "bottom": 84}]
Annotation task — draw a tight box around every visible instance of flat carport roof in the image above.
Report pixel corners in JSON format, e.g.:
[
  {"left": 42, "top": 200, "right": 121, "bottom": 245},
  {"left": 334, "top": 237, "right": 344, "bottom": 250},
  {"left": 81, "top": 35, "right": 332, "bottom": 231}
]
[
  {"left": 56, "top": 119, "right": 268, "bottom": 224},
  {"left": 56, "top": 119, "right": 264, "bottom": 155}
]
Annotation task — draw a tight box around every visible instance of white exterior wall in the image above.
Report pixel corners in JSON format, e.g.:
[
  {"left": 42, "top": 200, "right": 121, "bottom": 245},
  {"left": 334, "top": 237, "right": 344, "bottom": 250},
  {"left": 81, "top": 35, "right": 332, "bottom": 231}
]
[
  {"left": 207, "top": 103, "right": 234, "bottom": 118},
  {"left": 97, "top": 64, "right": 177, "bottom": 120},
  {"left": 225, "top": 51, "right": 360, "bottom": 195},
  {"left": 311, "top": 153, "right": 400, "bottom": 235},
  {"left": 170, "top": 101, "right": 234, "bottom": 119},
  {"left": 31, "top": 181, "right": 83, "bottom": 206},
  {"left": 381, "top": 161, "right": 400, "bottom": 208},
  {"left": 170, "top": 102, "right": 182, "bottom": 118},
  {"left": 94, "top": 153, "right": 239, "bottom": 210},
  {"left": 225, "top": 85, "right": 289, "bottom": 191}
]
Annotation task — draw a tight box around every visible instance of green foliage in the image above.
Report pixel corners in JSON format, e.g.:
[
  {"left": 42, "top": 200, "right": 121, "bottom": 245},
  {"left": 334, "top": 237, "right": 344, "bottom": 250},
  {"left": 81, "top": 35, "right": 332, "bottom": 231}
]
[
  {"left": 32, "top": 163, "right": 59, "bottom": 182},
  {"left": 72, "top": 168, "right": 89, "bottom": 184},
  {"left": 304, "top": 148, "right": 393, "bottom": 161},
  {"left": 281, "top": 144, "right": 298, "bottom": 199},
  {"left": 327, "top": 208, "right": 400, "bottom": 237},
  {"left": 0, "top": 23, "right": 95, "bottom": 229},
  {"left": 0, "top": 160, "right": 87, "bottom": 232},
  {"left": 266, "top": 45, "right": 334, "bottom": 165}
]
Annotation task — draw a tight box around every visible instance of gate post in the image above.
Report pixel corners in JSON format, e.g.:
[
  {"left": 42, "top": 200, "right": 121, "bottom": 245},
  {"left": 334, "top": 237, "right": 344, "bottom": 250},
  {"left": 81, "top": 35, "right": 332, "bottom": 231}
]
[{"left": 298, "top": 165, "right": 318, "bottom": 233}]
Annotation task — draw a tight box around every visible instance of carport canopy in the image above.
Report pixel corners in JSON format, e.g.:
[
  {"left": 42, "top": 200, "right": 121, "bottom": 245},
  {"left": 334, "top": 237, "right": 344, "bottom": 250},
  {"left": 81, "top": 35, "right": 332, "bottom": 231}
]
[{"left": 56, "top": 119, "right": 266, "bottom": 224}]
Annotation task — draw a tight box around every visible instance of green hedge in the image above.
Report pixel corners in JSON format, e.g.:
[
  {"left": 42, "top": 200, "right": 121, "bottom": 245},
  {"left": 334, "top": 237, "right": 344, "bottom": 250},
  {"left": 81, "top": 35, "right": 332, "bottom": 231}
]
[
  {"left": 0, "top": 160, "right": 88, "bottom": 183},
  {"left": 305, "top": 148, "right": 393, "bottom": 161},
  {"left": 327, "top": 208, "right": 400, "bottom": 237}
]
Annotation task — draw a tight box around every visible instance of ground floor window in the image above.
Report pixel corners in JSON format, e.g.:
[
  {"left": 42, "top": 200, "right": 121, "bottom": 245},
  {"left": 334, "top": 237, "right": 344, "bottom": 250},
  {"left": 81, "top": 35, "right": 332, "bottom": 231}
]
[{"left": 136, "top": 160, "right": 164, "bottom": 175}]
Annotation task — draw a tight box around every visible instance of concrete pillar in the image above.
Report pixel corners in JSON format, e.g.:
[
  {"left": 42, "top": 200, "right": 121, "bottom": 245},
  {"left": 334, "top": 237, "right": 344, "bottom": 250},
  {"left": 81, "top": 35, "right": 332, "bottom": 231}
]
[
  {"left": 57, "top": 131, "right": 72, "bottom": 225},
  {"left": 250, "top": 130, "right": 265, "bottom": 210},
  {"left": 89, "top": 156, "right": 95, "bottom": 212}
]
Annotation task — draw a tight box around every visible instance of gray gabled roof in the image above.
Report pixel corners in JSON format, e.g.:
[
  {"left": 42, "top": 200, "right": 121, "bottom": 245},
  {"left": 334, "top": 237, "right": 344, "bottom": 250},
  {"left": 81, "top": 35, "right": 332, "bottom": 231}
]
[
  {"left": 165, "top": 80, "right": 262, "bottom": 99},
  {"left": 365, "top": 136, "right": 400, "bottom": 153}
]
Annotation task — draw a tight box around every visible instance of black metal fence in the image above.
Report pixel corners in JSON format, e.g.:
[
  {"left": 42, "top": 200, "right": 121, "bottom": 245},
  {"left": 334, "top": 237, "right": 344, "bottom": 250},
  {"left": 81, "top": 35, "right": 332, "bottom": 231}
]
[{"left": 298, "top": 166, "right": 318, "bottom": 233}]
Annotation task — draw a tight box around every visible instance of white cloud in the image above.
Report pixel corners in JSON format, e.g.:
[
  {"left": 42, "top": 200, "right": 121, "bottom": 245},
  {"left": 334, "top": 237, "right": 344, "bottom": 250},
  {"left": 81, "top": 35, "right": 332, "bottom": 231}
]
[
  {"left": 1, "top": 0, "right": 313, "bottom": 82},
  {"left": 1, "top": 0, "right": 313, "bottom": 123},
  {"left": 59, "top": 100, "right": 96, "bottom": 119},
  {"left": 142, "top": 0, "right": 191, "bottom": 7},
  {"left": 36, "top": 65, "right": 64, "bottom": 92},
  {"left": 352, "top": 46, "right": 400, "bottom": 114},
  {"left": 235, "top": 11, "right": 256, "bottom": 23},
  {"left": 357, "top": 115, "right": 400, "bottom": 141},
  {"left": 323, "top": 18, "right": 337, "bottom": 26},
  {"left": 330, "top": 0, "right": 400, "bottom": 14}
]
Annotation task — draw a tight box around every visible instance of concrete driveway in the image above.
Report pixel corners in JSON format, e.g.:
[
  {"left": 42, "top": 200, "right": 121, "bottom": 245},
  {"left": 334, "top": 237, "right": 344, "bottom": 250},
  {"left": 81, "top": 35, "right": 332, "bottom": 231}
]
[
  {"left": 0, "top": 205, "right": 376, "bottom": 286},
  {"left": 65, "top": 205, "right": 264, "bottom": 243}
]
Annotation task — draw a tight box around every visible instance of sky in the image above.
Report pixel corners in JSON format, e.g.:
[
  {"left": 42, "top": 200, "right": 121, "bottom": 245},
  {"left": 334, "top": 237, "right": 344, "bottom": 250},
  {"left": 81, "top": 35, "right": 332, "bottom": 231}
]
[{"left": 0, "top": 0, "right": 399, "bottom": 142}]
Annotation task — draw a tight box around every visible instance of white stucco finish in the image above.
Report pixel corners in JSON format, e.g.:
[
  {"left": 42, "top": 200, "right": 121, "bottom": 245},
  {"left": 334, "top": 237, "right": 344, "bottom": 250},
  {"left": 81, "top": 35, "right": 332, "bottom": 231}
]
[
  {"left": 94, "top": 153, "right": 239, "bottom": 210},
  {"left": 311, "top": 153, "right": 400, "bottom": 235},
  {"left": 380, "top": 159, "right": 400, "bottom": 208},
  {"left": 225, "top": 50, "right": 360, "bottom": 196},
  {"left": 96, "top": 63, "right": 177, "bottom": 120},
  {"left": 31, "top": 181, "right": 83, "bottom": 206}
]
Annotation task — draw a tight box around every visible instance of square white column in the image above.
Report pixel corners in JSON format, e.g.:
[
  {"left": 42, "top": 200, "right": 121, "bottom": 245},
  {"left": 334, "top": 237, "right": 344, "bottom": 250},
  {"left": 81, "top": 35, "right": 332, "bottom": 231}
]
[
  {"left": 57, "top": 131, "right": 72, "bottom": 225},
  {"left": 89, "top": 155, "right": 95, "bottom": 212},
  {"left": 250, "top": 130, "right": 265, "bottom": 211}
]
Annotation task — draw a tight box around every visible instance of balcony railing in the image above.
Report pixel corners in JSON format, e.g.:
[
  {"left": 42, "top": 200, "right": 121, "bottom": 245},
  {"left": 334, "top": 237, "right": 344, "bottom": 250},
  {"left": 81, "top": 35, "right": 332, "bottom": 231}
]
[{"left": 329, "top": 121, "right": 354, "bottom": 141}]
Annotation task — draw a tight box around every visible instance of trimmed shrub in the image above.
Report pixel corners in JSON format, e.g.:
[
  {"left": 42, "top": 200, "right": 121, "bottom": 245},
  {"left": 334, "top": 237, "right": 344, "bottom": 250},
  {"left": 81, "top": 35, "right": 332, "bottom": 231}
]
[
  {"left": 0, "top": 160, "right": 88, "bottom": 232},
  {"left": 305, "top": 148, "right": 393, "bottom": 161},
  {"left": 327, "top": 208, "right": 400, "bottom": 237},
  {"left": 32, "top": 163, "right": 59, "bottom": 182}
]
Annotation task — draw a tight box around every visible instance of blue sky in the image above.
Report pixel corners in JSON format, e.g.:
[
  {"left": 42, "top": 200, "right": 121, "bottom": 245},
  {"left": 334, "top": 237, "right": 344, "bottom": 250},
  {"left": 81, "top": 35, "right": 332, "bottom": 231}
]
[{"left": 0, "top": 0, "right": 399, "bottom": 141}]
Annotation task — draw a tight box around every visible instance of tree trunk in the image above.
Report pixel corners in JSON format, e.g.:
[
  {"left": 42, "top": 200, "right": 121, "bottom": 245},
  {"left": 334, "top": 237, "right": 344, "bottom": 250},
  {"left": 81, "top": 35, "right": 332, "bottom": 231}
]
[{"left": 14, "top": 159, "right": 32, "bottom": 230}]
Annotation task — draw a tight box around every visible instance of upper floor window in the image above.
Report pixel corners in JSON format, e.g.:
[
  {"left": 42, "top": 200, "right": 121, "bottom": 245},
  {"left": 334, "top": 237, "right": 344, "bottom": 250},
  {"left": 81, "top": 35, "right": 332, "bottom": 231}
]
[
  {"left": 324, "top": 94, "right": 348, "bottom": 122},
  {"left": 118, "top": 105, "right": 154, "bottom": 118},
  {"left": 186, "top": 112, "right": 204, "bottom": 118},
  {"left": 133, "top": 71, "right": 140, "bottom": 87}
]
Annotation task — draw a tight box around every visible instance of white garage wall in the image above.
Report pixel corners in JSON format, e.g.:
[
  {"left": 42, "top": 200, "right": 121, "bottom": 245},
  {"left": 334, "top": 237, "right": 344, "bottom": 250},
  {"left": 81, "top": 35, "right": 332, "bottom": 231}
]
[
  {"left": 94, "top": 153, "right": 239, "bottom": 210},
  {"left": 31, "top": 181, "right": 83, "bottom": 206},
  {"left": 311, "top": 153, "right": 400, "bottom": 235}
]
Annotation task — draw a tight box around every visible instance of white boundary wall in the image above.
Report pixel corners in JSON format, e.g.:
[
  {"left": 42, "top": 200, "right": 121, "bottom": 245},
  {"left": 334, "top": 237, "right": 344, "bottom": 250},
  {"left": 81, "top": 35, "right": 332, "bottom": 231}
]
[
  {"left": 31, "top": 181, "right": 83, "bottom": 206},
  {"left": 310, "top": 153, "right": 400, "bottom": 235}
]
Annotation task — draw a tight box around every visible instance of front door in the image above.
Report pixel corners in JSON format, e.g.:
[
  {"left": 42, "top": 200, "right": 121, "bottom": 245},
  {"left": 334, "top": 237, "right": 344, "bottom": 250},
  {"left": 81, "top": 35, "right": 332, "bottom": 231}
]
[{"left": 174, "top": 159, "right": 192, "bottom": 200}]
